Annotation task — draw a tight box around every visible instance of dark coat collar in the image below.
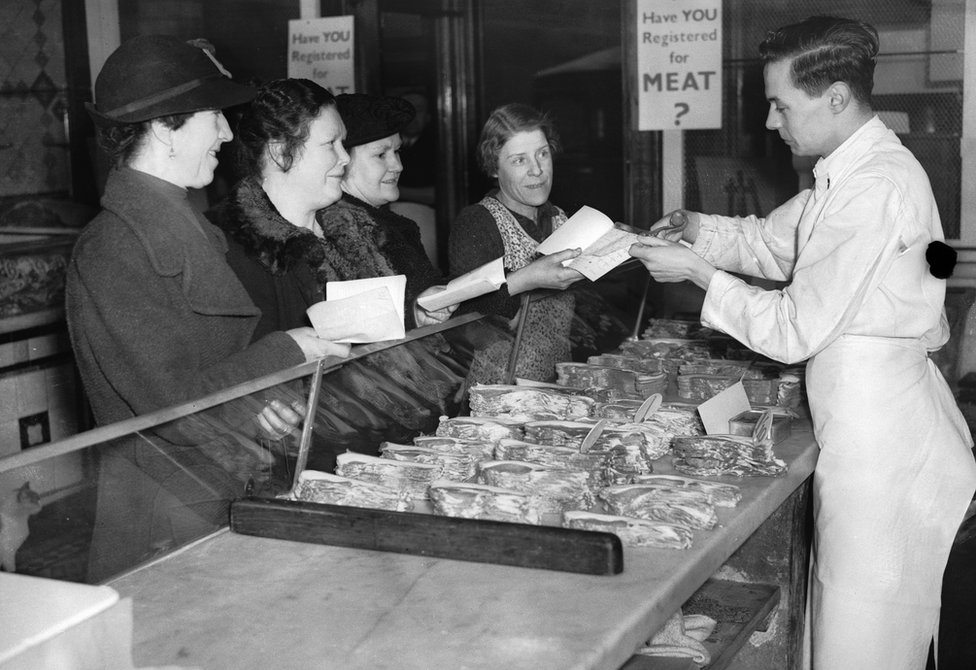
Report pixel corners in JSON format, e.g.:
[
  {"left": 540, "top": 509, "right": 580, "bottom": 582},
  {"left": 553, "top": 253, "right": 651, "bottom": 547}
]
[
  {"left": 100, "top": 167, "right": 257, "bottom": 316},
  {"left": 102, "top": 167, "right": 222, "bottom": 276}
]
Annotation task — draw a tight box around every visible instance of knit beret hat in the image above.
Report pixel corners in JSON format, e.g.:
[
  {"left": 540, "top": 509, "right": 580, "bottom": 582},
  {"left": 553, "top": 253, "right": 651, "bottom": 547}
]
[
  {"left": 86, "top": 35, "right": 256, "bottom": 126},
  {"left": 336, "top": 93, "right": 416, "bottom": 148}
]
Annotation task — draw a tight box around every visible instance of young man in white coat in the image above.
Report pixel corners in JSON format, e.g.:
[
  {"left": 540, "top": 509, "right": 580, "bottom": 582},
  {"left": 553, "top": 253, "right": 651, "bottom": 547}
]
[{"left": 630, "top": 15, "right": 976, "bottom": 670}]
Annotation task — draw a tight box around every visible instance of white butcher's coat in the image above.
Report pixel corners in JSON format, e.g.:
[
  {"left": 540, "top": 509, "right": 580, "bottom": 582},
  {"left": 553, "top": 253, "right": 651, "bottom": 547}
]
[{"left": 693, "top": 116, "right": 976, "bottom": 669}]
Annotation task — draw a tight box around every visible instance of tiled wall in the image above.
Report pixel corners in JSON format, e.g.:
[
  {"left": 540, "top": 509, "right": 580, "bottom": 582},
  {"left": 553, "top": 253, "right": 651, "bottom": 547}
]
[
  {"left": 0, "top": 0, "right": 69, "bottom": 197},
  {"left": 0, "top": 327, "right": 79, "bottom": 459},
  {"left": 0, "top": 0, "right": 85, "bottom": 465}
]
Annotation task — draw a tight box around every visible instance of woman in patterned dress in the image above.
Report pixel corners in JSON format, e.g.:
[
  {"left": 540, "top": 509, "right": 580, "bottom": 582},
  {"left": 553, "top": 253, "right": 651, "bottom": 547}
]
[{"left": 448, "top": 103, "right": 585, "bottom": 384}]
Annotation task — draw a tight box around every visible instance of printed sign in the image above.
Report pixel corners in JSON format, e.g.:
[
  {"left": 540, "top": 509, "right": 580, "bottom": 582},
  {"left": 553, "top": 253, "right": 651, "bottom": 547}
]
[
  {"left": 636, "top": 0, "right": 722, "bottom": 130},
  {"left": 287, "top": 16, "right": 355, "bottom": 94}
]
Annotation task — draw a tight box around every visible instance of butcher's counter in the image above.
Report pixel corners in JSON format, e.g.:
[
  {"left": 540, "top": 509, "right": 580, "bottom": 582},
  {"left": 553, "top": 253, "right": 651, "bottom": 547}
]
[
  {"left": 107, "top": 429, "right": 815, "bottom": 670},
  {"left": 0, "top": 316, "right": 817, "bottom": 669}
]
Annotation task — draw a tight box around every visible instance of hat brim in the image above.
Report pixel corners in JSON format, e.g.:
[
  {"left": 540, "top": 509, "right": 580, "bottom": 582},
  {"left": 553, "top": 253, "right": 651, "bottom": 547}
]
[
  {"left": 86, "top": 76, "right": 256, "bottom": 127},
  {"left": 345, "top": 130, "right": 409, "bottom": 149}
]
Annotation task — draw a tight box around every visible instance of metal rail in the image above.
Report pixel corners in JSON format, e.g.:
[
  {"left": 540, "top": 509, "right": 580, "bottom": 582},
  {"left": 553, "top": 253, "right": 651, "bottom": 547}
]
[{"left": 0, "top": 313, "right": 483, "bottom": 473}]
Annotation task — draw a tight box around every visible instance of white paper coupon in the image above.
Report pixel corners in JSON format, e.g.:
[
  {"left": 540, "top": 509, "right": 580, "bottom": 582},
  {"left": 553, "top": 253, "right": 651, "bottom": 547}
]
[{"left": 307, "top": 275, "right": 407, "bottom": 343}]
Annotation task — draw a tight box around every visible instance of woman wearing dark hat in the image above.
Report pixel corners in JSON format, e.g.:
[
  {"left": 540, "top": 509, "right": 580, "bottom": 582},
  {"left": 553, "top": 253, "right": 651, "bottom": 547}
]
[
  {"left": 66, "top": 36, "right": 349, "bottom": 581},
  {"left": 316, "top": 92, "right": 454, "bottom": 327},
  {"left": 317, "top": 93, "right": 467, "bottom": 450},
  {"left": 210, "top": 85, "right": 465, "bottom": 469}
]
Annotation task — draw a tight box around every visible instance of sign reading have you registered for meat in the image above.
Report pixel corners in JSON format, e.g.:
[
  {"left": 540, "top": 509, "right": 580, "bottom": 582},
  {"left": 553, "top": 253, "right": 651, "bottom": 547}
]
[
  {"left": 636, "top": 0, "right": 722, "bottom": 131},
  {"left": 288, "top": 16, "right": 355, "bottom": 94}
]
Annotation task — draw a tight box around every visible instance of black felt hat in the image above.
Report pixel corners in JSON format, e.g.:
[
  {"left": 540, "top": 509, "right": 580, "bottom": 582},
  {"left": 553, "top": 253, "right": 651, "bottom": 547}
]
[
  {"left": 336, "top": 93, "right": 416, "bottom": 148},
  {"left": 86, "top": 35, "right": 256, "bottom": 126}
]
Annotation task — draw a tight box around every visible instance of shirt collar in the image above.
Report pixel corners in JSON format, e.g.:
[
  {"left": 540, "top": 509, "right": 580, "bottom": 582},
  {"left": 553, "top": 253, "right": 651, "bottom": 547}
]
[{"left": 812, "top": 115, "right": 888, "bottom": 192}]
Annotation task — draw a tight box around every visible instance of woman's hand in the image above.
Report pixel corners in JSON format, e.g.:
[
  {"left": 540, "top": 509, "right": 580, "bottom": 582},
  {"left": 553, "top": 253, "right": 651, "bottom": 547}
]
[
  {"left": 256, "top": 398, "right": 306, "bottom": 441},
  {"left": 629, "top": 236, "right": 717, "bottom": 290},
  {"left": 506, "top": 248, "right": 585, "bottom": 295},
  {"left": 414, "top": 286, "right": 459, "bottom": 326},
  {"left": 286, "top": 327, "right": 352, "bottom": 362}
]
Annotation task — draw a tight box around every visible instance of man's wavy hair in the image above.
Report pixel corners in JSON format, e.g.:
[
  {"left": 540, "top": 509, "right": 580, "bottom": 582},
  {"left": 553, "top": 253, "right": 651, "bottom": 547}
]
[{"left": 759, "top": 15, "right": 879, "bottom": 105}]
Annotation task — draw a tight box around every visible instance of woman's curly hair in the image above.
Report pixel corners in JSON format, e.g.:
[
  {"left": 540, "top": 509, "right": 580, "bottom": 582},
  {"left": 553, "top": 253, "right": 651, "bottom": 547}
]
[{"left": 234, "top": 78, "right": 336, "bottom": 179}]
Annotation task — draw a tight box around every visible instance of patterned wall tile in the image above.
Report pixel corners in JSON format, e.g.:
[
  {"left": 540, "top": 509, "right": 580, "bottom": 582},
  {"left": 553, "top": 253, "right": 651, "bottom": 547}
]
[{"left": 0, "top": 0, "right": 68, "bottom": 197}]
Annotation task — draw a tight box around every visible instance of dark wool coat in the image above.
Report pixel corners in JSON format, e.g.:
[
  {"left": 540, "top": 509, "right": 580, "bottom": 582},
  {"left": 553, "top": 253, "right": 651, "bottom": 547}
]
[
  {"left": 66, "top": 167, "right": 304, "bottom": 426},
  {"left": 66, "top": 167, "right": 305, "bottom": 582},
  {"left": 209, "top": 183, "right": 442, "bottom": 335}
]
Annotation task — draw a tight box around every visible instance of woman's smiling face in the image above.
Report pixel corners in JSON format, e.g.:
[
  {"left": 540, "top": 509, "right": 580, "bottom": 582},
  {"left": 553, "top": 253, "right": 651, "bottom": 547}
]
[
  {"left": 341, "top": 133, "right": 404, "bottom": 207},
  {"left": 493, "top": 129, "right": 553, "bottom": 219},
  {"left": 169, "top": 109, "right": 233, "bottom": 189},
  {"left": 282, "top": 105, "right": 349, "bottom": 210}
]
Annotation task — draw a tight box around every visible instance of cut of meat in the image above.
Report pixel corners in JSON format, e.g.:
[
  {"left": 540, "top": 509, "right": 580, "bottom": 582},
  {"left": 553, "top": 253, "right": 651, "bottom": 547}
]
[
  {"left": 428, "top": 480, "right": 543, "bottom": 524},
  {"left": 291, "top": 470, "right": 413, "bottom": 512},
  {"left": 468, "top": 383, "right": 595, "bottom": 421},
  {"left": 599, "top": 484, "right": 718, "bottom": 530},
  {"left": 671, "top": 435, "right": 787, "bottom": 477},
  {"left": 478, "top": 460, "right": 594, "bottom": 512}
]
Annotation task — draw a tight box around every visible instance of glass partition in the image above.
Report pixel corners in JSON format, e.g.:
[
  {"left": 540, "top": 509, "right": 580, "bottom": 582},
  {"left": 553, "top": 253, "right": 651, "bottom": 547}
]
[{"left": 0, "top": 314, "right": 481, "bottom": 584}]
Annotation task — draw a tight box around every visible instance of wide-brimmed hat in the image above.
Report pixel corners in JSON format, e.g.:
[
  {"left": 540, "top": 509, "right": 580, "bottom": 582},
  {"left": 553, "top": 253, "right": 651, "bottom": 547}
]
[
  {"left": 86, "top": 35, "right": 256, "bottom": 126},
  {"left": 336, "top": 93, "right": 416, "bottom": 148}
]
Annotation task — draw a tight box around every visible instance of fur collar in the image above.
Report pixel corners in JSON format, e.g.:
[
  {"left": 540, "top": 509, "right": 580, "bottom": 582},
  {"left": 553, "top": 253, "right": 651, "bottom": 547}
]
[
  {"left": 312, "top": 194, "right": 399, "bottom": 281},
  {"left": 212, "top": 180, "right": 397, "bottom": 285},
  {"left": 213, "top": 177, "right": 325, "bottom": 277}
]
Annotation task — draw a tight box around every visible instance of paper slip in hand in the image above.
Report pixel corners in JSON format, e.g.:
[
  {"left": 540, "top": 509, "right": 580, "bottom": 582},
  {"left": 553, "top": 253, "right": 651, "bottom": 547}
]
[
  {"left": 417, "top": 257, "right": 506, "bottom": 312},
  {"left": 568, "top": 227, "right": 644, "bottom": 281},
  {"left": 307, "top": 275, "right": 406, "bottom": 343},
  {"left": 535, "top": 205, "right": 647, "bottom": 281}
]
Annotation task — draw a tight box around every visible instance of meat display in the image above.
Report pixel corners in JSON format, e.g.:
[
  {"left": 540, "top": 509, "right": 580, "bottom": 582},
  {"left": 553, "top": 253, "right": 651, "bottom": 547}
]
[
  {"left": 630, "top": 474, "right": 742, "bottom": 508},
  {"left": 478, "top": 460, "right": 594, "bottom": 512},
  {"left": 468, "top": 383, "right": 595, "bottom": 421},
  {"left": 379, "top": 442, "right": 481, "bottom": 481},
  {"left": 434, "top": 415, "right": 525, "bottom": 443},
  {"left": 429, "top": 481, "right": 543, "bottom": 524},
  {"left": 292, "top": 470, "right": 412, "bottom": 511},
  {"left": 599, "top": 484, "right": 719, "bottom": 530},
  {"left": 334, "top": 452, "right": 438, "bottom": 500},
  {"left": 523, "top": 419, "right": 670, "bottom": 461},
  {"left": 671, "top": 435, "right": 787, "bottom": 477},
  {"left": 293, "top": 325, "right": 803, "bottom": 554},
  {"left": 494, "top": 438, "right": 611, "bottom": 487},
  {"left": 411, "top": 435, "right": 496, "bottom": 460}
]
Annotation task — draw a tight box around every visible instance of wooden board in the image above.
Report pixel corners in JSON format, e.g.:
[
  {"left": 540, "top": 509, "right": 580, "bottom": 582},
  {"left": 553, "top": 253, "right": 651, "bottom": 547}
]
[{"left": 229, "top": 497, "right": 624, "bottom": 575}]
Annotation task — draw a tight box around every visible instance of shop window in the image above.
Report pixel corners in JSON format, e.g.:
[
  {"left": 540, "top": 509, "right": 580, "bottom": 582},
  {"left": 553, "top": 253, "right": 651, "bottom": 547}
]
[{"left": 667, "top": 0, "right": 970, "bottom": 244}]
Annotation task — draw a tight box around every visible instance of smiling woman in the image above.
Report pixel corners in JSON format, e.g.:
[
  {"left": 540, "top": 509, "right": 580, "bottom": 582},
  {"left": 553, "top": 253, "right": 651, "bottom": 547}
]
[
  {"left": 312, "top": 92, "right": 452, "bottom": 329},
  {"left": 66, "top": 38, "right": 351, "bottom": 580},
  {"left": 209, "top": 89, "right": 467, "bottom": 470},
  {"left": 448, "top": 103, "right": 589, "bottom": 385},
  {"left": 208, "top": 78, "right": 353, "bottom": 340}
]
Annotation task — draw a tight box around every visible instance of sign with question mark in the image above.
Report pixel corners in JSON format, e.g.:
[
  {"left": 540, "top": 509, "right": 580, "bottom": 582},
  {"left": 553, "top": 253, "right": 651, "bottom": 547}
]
[{"left": 635, "top": 0, "right": 722, "bottom": 131}]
